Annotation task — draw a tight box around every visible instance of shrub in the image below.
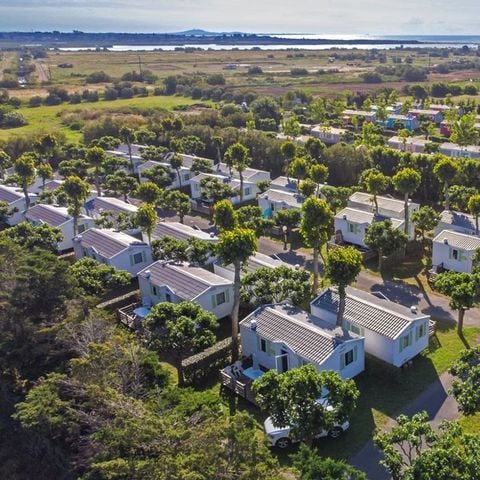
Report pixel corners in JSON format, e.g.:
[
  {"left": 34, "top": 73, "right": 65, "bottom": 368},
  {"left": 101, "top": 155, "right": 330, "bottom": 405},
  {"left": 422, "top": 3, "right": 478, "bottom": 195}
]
[
  {"left": 290, "top": 68, "right": 309, "bottom": 76},
  {"left": 86, "top": 71, "right": 112, "bottom": 83},
  {"left": 361, "top": 72, "right": 383, "bottom": 83},
  {"left": 28, "top": 96, "right": 43, "bottom": 107},
  {"left": 104, "top": 88, "right": 118, "bottom": 101},
  {"left": 248, "top": 66, "right": 263, "bottom": 75}
]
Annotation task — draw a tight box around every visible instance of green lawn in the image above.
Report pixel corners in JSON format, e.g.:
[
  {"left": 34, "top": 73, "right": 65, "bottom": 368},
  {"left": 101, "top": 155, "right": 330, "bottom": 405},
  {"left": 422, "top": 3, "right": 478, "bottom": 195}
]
[
  {"left": 458, "top": 412, "right": 480, "bottom": 434},
  {"left": 0, "top": 95, "right": 203, "bottom": 142}
]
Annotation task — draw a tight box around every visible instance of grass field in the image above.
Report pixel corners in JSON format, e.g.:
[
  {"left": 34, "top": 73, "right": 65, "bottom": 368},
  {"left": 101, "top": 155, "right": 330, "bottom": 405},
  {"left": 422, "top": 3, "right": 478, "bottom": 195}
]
[{"left": 0, "top": 94, "right": 203, "bottom": 142}]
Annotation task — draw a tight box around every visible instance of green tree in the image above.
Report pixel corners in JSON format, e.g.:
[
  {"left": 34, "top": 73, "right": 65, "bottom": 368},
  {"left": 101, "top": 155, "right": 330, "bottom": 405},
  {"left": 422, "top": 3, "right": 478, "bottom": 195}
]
[
  {"left": 0, "top": 148, "right": 11, "bottom": 179},
  {"left": 362, "top": 169, "right": 389, "bottom": 215},
  {"left": 450, "top": 113, "right": 479, "bottom": 147},
  {"left": 392, "top": 167, "right": 421, "bottom": 235},
  {"left": 224, "top": 143, "right": 251, "bottom": 203},
  {"left": 410, "top": 206, "right": 441, "bottom": 244},
  {"left": 217, "top": 228, "right": 257, "bottom": 361},
  {"left": 282, "top": 115, "right": 301, "bottom": 138},
  {"left": 300, "top": 197, "right": 333, "bottom": 294},
  {"left": 292, "top": 444, "right": 366, "bottom": 480},
  {"left": 104, "top": 170, "right": 137, "bottom": 202},
  {"left": 144, "top": 301, "right": 218, "bottom": 386},
  {"left": 14, "top": 152, "right": 36, "bottom": 209},
  {"left": 69, "top": 257, "right": 131, "bottom": 296},
  {"left": 152, "top": 236, "right": 188, "bottom": 262},
  {"left": 253, "top": 365, "right": 359, "bottom": 446},
  {"left": 135, "top": 181, "right": 161, "bottom": 205},
  {"left": 200, "top": 177, "right": 236, "bottom": 204},
  {"left": 274, "top": 208, "right": 302, "bottom": 250},
  {"left": 434, "top": 271, "right": 479, "bottom": 334},
  {"left": 281, "top": 140, "right": 297, "bottom": 182},
  {"left": 169, "top": 152, "right": 184, "bottom": 188},
  {"left": 467, "top": 193, "right": 480, "bottom": 233},
  {"left": 86, "top": 146, "right": 107, "bottom": 195},
  {"left": 365, "top": 220, "right": 408, "bottom": 271},
  {"left": 299, "top": 178, "right": 317, "bottom": 198},
  {"left": 0, "top": 221, "right": 62, "bottom": 253},
  {"left": 449, "top": 346, "right": 480, "bottom": 415},
  {"left": 135, "top": 203, "right": 157, "bottom": 244},
  {"left": 161, "top": 189, "right": 191, "bottom": 224},
  {"left": 119, "top": 126, "right": 136, "bottom": 175},
  {"left": 37, "top": 163, "right": 53, "bottom": 192},
  {"left": 289, "top": 157, "right": 309, "bottom": 185},
  {"left": 433, "top": 156, "right": 459, "bottom": 210},
  {"left": 398, "top": 128, "right": 411, "bottom": 151},
  {"left": 309, "top": 163, "right": 329, "bottom": 196},
  {"left": 142, "top": 164, "right": 174, "bottom": 188},
  {"left": 237, "top": 205, "right": 274, "bottom": 237},
  {"left": 325, "top": 246, "right": 363, "bottom": 326},
  {"left": 305, "top": 137, "right": 325, "bottom": 162},
  {"left": 212, "top": 135, "right": 224, "bottom": 164},
  {"left": 241, "top": 266, "right": 311, "bottom": 307},
  {"left": 63, "top": 175, "right": 90, "bottom": 235},
  {"left": 213, "top": 199, "right": 238, "bottom": 232}
]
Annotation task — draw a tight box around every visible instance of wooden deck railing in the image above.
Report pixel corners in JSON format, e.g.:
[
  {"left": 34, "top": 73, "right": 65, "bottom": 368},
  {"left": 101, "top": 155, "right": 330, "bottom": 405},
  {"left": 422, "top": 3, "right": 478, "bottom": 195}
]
[{"left": 220, "top": 369, "right": 258, "bottom": 405}]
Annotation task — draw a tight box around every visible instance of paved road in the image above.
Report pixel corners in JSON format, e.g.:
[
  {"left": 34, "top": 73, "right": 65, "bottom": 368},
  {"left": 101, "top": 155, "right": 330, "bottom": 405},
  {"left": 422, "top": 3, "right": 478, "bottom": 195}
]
[{"left": 349, "top": 372, "right": 459, "bottom": 480}]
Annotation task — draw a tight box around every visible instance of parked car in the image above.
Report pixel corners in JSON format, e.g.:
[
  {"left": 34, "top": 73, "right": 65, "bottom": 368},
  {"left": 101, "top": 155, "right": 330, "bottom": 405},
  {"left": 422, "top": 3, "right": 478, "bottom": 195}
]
[{"left": 263, "top": 416, "right": 350, "bottom": 449}]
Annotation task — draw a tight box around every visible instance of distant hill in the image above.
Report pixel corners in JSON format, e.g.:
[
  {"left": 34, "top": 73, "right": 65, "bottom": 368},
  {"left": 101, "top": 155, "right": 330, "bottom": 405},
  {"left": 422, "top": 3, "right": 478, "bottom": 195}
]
[{"left": 173, "top": 29, "right": 245, "bottom": 36}]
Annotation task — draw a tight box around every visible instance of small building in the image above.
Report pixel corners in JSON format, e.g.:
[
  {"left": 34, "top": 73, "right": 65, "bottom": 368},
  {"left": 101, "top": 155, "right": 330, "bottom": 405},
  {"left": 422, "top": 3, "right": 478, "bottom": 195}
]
[
  {"left": 85, "top": 196, "right": 139, "bottom": 234},
  {"left": 435, "top": 210, "right": 477, "bottom": 236},
  {"left": 0, "top": 184, "right": 39, "bottom": 225},
  {"left": 73, "top": 228, "right": 153, "bottom": 276},
  {"left": 342, "top": 109, "right": 376, "bottom": 125},
  {"left": 311, "top": 287, "right": 430, "bottom": 368},
  {"left": 239, "top": 303, "right": 365, "bottom": 379},
  {"left": 432, "top": 230, "right": 480, "bottom": 274},
  {"left": 270, "top": 176, "right": 298, "bottom": 193},
  {"left": 408, "top": 109, "right": 443, "bottom": 124},
  {"left": 151, "top": 221, "right": 218, "bottom": 244},
  {"left": 25, "top": 203, "right": 95, "bottom": 251},
  {"left": 311, "top": 125, "right": 347, "bottom": 144},
  {"left": 138, "top": 261, "right": 234, "bottom": 319},
  {"left": 214, "top": 251, "right": 292, "bottom": 281},
  {"left": 258, "top": 188, "right": 304, "bottom": 218},
  {"left": 387, "top": 136, "right": 428, "bottom": 153},
  {"left": 439, "top": 143, "right": 480, "bottom": 159},
  {"left": 384, "top": 114, "right": 419, "bottom": 131}
]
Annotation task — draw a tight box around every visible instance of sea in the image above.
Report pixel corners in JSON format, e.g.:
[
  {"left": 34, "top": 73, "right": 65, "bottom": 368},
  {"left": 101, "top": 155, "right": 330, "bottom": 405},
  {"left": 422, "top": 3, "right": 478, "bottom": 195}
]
[{"left": 56, "top": 34, "right": 480, "bottom": 52}]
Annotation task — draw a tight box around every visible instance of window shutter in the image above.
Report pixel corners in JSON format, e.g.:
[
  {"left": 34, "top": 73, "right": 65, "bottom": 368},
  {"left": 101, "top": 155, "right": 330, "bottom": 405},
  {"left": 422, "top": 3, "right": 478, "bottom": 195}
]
[
  {"left": 129, "top": 255, "right": 134, "bottom": 266},
  {"left": 340, "top": 354, "right": 346, "bottom": 370},
  {"left": 415, "top": 326, "right": 420, "bottom": 341},
  {"left": 211, "top": 294, "right": 217, "bottom": 309},
  {"left": 267, "top": 341, "right": 275, "bottom": 357},
  {"left": 353, "top": 345, "right": 358, "bottom": 361}
]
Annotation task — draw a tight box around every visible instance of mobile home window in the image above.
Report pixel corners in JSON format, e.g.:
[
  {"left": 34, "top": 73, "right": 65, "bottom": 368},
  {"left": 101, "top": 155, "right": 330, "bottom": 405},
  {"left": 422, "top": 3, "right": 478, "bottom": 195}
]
[
  {"left": 132, "top": 252, "right": 143, "bottom": 264},
  {"left": 216, "top": 291, "right": 226, "bottom": 305},
  {"left": 400, "top": 332, "right": 412, "bottom": 352},
  {"left": 416, "top": 322, "right": 426, "bottom": 339},
  {"left": 348, "top": 223, "right": 355, "bottom": 233},
  {"left": 260, "top": 338, "right": 267, "bottom": 353},
  {"left": 452, "top": 249, "right": 459, "bottom": 260},
  {"left": 344, "top": 349, "right": 354, "bottom": 366},
  {"left": 244, "top": 187, "right": 252, "bottom": 196},
  {"left": 165, "top": 293, "right": 172, "bottom": 303}
]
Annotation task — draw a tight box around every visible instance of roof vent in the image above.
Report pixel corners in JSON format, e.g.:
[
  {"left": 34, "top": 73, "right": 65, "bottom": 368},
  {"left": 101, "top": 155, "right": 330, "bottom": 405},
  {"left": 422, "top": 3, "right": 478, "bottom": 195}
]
[
  {"left": 250, "top": 319, "right": 257, "bottom": 331},
  {"left": 410, "top": 306, "right": 417, "bottom": 314},
  {"left": 295, "top": 264, "right": 300, "bottom": 270},
  {"left": 144, "top": 270, "right": 151, "bottom": 278},
  {"left": 343, "top": 214, "right": 347, "bottom": 220},
  {"left": 210, "top": 232, "right": 215, "bottom": 238},
  {"left": 443, "top": 238, "right": 448, "bottom": 244}
]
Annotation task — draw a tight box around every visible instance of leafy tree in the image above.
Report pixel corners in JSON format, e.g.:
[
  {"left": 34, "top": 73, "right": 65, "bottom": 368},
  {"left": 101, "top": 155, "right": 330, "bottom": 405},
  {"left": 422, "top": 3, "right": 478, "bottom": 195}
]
[
  {"left": 224, "top": 143, "right": 251, "bottom": 202},
  {"left": 217, "top": 228, "right": 257, "bottom": 361},
  {"left": 69, "top": 257, "right": 131, "bottom": 296},
  {"left": 292, "top": 444, "right": 366, "bottom": 480},
  {"left": 450, "top": 113, "right": 479, "bottom": 146},
  {"left": 411, "top": 206, "right": 441, "bottom": 243},
  {"left": 241, "top": 266, "right": 311, "bottom": 307},
  {"left": 200, "top": 177, "right": 236, "bottom": 204},
  {"left": 152, "top": 236, "right": 188, "bottom": 262},
  {"left": 63, "top": 175, "right": 90, "bottom": 235},
  {"left": 0, "top": 221, "right": 62, "bottom": 252},
  {"left": 309, "top": 163, "right": 329, "bottom": 195},
  {"left": 397, "top": 128, "right": 411, "bottom": 151},
  {"left": 467, "top": 193, "right": 480, "bottom": 233},
  {"left": 300, "top": 197, "right": 333, "bottom": 294},
  {"left": 325, "top": 246, "right": 363, "bottom": 326},
  {"left": 281, "top": 140, "right": 296, "bottom": 181},
  {"left": 392, "top": 167, "right": 421, "bottom": 235},
  {"left": 213, "top": 199, "right": 238, "bottom": 232},
  {"left": 365, "top": 220, "right": 408, "bottom": 271},
  {"left": 0, "top": 148, "right": 11, "bottom": 179},
  {"left": 299, "top": 178, "right": 317, "bottom": 198},
  {"left": 289, "top": 157, "right": 309, "bottom": 185},
  {"left": 119, "top": 126, "right": 135, "bottom": 174},
  {"left": 305, "top": 137, "right": 326, "bottom": 162},
  {"left": 144, "top": 301, "right": 218, "bottom": 386},
  {"left": 434, "top": 271, "right": 479, "bottom": 334},
  {"left": 449, "top": 346, "right": 480, "bottom": 416},
  {"left": 362, "top": 168, "right": 389, "bottom": 215},
  {"left": 169, "top": 152, "right": 184, "bottom": 188},
  {"left": 135, "top": 203, "right": 157, "bottom": 244},
  {"left": 237, "top": 205, "right": 274, "bottom": 237},
  {"left": 14, "top": 152, "right": 36, "bottom": 209},
  {"left": 274, "top": 208, "right": 302, "bottom": 249},
  {"left": 95, "top": 210, "right": 136, "bottom": 232},
  {"left": 135, "top": 181, "right": 162, "bottom": 205},
  {"left": 142, "top": 164, "right": 175, "bottom": 188},
  {"left": 322, "top": 185, "right": 353, "bottom": 214},
  {"left": 37, "top": 162, "right": 53, "bottom": 192},
  {"left": 191, "top": 157, "right": 213, "bottom": 175},
  {"left": 58, "top": 158, "right": 89, "bottom": 179},
  {"left": 253, "top": 365, "right": 359, "bottom": 446},
  {"left": 0, "top": 200, "right": 15, "bottom": 223},
  {"left": 282, "top": 115, "right": 301, "bottom": 138},
  {"left": 104, "top": 170, "right": 137, "bottom": 201},
  {"left": 433, "top": 156, "right": 459, "bottom": 210},
  {"left": 212, "top": 135, "right": 224, "bottom": 164},
  {"left": 161, "top": 189, "right": 191, "bottom": 224},
  {"left": 86, "top": 146, "right": 107, "bottom": 195}
]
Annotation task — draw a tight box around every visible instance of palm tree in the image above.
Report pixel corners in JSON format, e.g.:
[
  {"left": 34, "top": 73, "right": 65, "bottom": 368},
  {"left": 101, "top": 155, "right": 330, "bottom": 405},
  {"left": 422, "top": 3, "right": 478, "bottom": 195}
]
[
  {"left": 225, "top": 143, "right": 251, "bottom": 203},
  {"left": 450, "top": 113, "right": 479, "bottom": 147},
  {"left": 363, "top": 169, "right": 389, "bottom": 215},
  {"left": 433, "top": 156, "right": 459, "bottom": 211},
  {"left": 212, "top": 135, "right": 224, "bottom": 165},
  {"left": 14, "top": 153, "right": 36, "bottom": 210},
  {"left": 135, "top": 203, "right": 158, "bottom": 244},
  {"left": 119, "top": 126, "right": 135, "bottom": 175},
  {"left": 398, "top": 128, "right": 411, "bottom": 152},
  {"left": 216, "top": 228, "right": 257, "bottom": 361},
  {"left": 37, "top": 162, "right": 53, "bottom": 193},
  {"left": 468, "top": 194, "right": 480, "bottom": 234},
  {"left": 86, "top": 146, "right": 106, "bottom": 195},
  {"left": 392, "top": 168, "right": 421, "bottom": 235},
  {"left": 170, "top": 153, "right": 184, "bottom": 188},
  {"left": 63, "top": 176, "right": 90, "bottom": 235}
]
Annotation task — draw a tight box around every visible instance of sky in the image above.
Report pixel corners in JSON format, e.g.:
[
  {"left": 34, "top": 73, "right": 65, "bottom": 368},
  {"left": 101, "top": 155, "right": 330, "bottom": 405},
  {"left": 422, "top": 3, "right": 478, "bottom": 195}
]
[{"left": 0, "top": 0, "right": 479, "bottom": 35}]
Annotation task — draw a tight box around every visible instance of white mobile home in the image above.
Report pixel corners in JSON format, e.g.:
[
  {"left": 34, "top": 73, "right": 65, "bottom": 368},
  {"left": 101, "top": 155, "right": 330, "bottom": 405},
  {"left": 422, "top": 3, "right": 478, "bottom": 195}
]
[
  {"left": 25, "top": 203, "right": 95, "bottom": 251},
  {"left": 73, "top": 228, "right": 153, "bottom": 276},
  {"left": 311, "top": 125, "right": 347, "bottom": 144},
  {"left": 311, "top": 287, "right": 430, "bottom": 368},
  {"left": 0, "top": 184, "right": 39, "bottom": 225},
  {"left": 151, "top": 221, "right": 218, "bottom": 244},
  {"left": 138, "top": 261, "right": 234, "bottom": 319},
  {"left": 239, "top": 303, "right": 365, "bottom": 379},
  {"left": 432, "top": 230, "right": 480, "bottom": 274},
  {"left": 258, "top": 188, "right": 304, "bottom": 218},
  {"left": 435, "top": 210, "right": 477, "bottom": 237}
]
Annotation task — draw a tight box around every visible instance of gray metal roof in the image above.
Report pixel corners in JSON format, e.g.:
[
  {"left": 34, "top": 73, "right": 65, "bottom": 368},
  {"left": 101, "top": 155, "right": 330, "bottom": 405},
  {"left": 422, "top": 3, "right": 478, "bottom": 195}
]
[
  {"left": 312, "top": 286, "right": 428, "bottom": 339},
  {"left": 25, "top": 204, "right": 71, "bottom": 227},
  {"left": 348, "top": 192, "right": 412, "bottom": 214},
  {"left": 433, "top": 229, "right": 480, "bottom": 251},
  {"left": 93, "top": 197, "right": 138, "bottom": 215},
  {"left": 43, "top": 179, "right": 64, "bottom": 192},
  {"left": 270, "top": 176, "right": 297, "bottom": 192},
  {"left": 139, "top": 261, "right": 231, "bottom": 300},
  {"left": 0, "top": 185, "right": 23, "bottom": 203},
  {"left": 335, "top": 207, "right": 404, "bottom": 229},
  {"left": 77, "top": 228, "right": 146, "bottom": 258},
  {"left": 151, "top": 222, "right": 218, "bottom": 242},
  {"left": 216, "top": 252, "right": 289, "bottom": 275},
  {"left": 439, "top": 210, "right": 476, "bottom": 231},
  {"left": 260, "top": 189, "right": 304, "bottom": 208},
  {"left": 240, "top": 304, "right": 358, "bottom": 365}
]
